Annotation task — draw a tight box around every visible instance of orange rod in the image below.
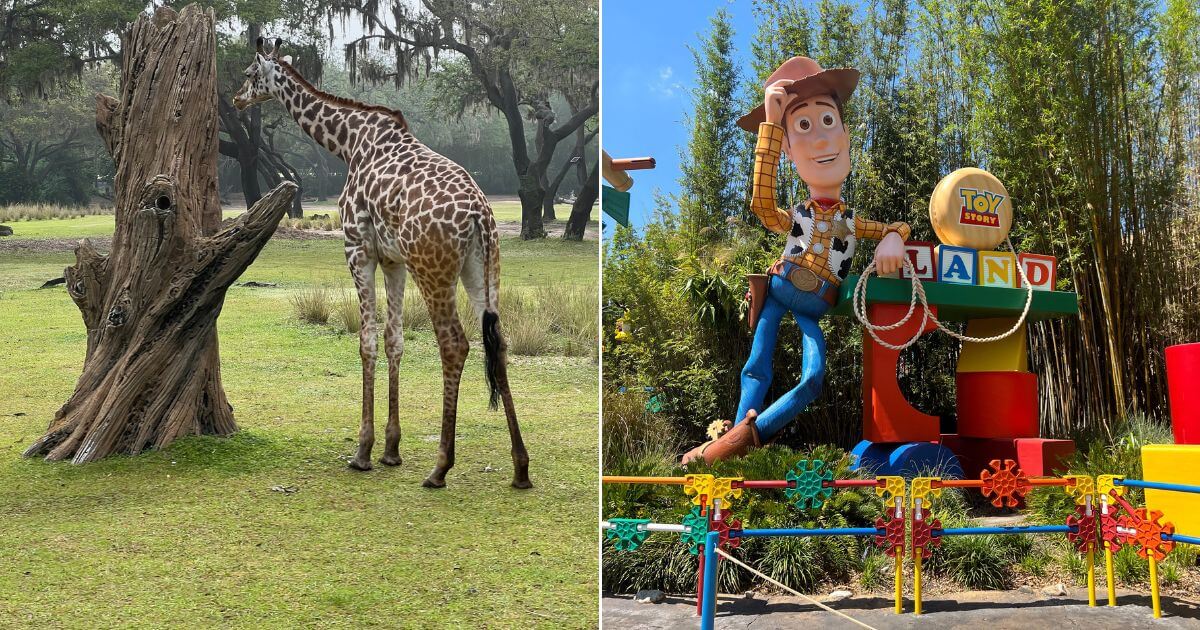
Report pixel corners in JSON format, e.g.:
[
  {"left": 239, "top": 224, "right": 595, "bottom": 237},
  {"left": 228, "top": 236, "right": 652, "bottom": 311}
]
[
  {"left": 937, "top": 480, "right": 983, "bottom": 488},
  {"left": 1027, "top": 478, "right": 1072, "bottom": 486},
  {"left": 602, "top": 475, "right": 688, "bottom": 485}
]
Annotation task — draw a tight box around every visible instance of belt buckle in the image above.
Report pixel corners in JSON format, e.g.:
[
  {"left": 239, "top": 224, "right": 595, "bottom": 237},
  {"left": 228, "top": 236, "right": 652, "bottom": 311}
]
[{"left": 788, "top": 266, "right": 820, "bottom": 292}]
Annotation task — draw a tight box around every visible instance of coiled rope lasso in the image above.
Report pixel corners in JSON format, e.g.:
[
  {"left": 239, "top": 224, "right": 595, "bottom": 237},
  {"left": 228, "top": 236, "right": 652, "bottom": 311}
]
[{"left": 851, "top": 236, "right": 1034, "bottom": 351}]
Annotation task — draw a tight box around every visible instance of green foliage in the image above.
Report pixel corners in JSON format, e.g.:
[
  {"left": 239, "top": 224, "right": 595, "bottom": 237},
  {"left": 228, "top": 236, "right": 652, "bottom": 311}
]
[
  {"left": 1027, "top": 413, "right": 1172, "bottom": 524},
  {"left": 678, "top": 9, "right": 743, "bottom": 247},
  {"left": 858, "top": 550, "right": 890, "bottom": 591},
  {"left": 929, "top": 532, "right": 1032, "bottom": 590},
  {"left": 1114, "top": 546, "right": 1150, "bottom": 584},
  {"left": 290, "top": 285, "right": 332, "bottom": 324}
]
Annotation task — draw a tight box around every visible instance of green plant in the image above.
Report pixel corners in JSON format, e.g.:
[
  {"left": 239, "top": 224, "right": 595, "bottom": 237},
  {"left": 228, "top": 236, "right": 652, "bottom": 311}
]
[
  {"left": 506, "top": 311, "right": 553, "bottom": 356},
  {"left": 858, "top": 550, "right": 890, "bottom": 592},
  {"left": 290, "top": 285, "right": 332, "bottom": 324},
  {"left": 1114, "top": 546, "right": 1149, "bottom": 584},
  {"left": 333, "top": 290, "right": 362, "bottom": 334},
  {"left": 1018, "top": 547, "right": 1052, "bottom": 577},
  {"left": 403, "top": 289, "right": 431, "bottom": 330},
  {"left": 932, "top": 534, "right": 1014, "bottom": 590}
]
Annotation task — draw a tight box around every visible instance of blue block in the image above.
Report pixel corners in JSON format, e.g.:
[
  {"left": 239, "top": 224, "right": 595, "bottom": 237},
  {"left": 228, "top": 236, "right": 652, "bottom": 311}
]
[
  {"left": 850, "top": 440, "right": 963, "bottom": 478},
  {"left": 936, "top": 245, "right": 978, "bottom": 285}
]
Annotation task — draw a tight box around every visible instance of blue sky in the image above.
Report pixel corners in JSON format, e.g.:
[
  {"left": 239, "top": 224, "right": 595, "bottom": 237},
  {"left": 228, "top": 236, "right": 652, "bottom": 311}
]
[{"left": 602, "top": 1, "right": 758, "bottom": 233}]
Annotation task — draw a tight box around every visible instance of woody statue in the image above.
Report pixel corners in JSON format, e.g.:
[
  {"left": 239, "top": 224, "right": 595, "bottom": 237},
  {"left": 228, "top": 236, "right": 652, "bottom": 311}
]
[{"left": 682, "top": 57, "right": 910, "bottom": 465}]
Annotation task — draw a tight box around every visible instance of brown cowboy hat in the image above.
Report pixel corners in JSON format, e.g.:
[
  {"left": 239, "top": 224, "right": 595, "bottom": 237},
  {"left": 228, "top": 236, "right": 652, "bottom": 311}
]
[{"left": 736, "top": 56, "right": 860, "bottom": 132}]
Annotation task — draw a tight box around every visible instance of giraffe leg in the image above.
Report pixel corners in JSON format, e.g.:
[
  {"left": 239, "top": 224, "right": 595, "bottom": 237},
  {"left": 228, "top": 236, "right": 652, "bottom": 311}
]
[
  {"left": 420, "top": 282, "right": 467, "bottom": 489},
  {"left": 461, "top": 252, "right": 531, "bottom": 489},
  {"left": 348, "top": 250, "right": 378, "bottom": 472},
  {"left": 490, "top": 325, "right": 531, "bottom": 489},
  {"left": 380, "top": 260, "right": 407, "bottom": 467}
]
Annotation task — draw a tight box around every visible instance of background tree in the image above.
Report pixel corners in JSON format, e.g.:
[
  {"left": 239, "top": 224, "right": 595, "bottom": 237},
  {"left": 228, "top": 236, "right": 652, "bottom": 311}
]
[{"left": 335, "top": 0, "right": 599, "bottom": 239}]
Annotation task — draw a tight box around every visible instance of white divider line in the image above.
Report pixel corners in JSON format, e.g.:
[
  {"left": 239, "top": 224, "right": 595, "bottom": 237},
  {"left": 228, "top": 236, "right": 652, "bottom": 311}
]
[{"left": 714, "top": 547, "right": 878, "bottom": 630}]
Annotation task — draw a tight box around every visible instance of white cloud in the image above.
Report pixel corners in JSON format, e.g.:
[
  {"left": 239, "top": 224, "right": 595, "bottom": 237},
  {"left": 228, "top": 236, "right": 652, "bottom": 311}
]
[{"left": 648, "top": 66, "right": 684, "bottom": 99}]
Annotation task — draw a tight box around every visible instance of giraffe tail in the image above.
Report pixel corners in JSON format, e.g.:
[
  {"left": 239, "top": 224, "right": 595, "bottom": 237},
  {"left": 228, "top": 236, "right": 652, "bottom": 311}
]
[
  {"left": 476, "top": 211, "right": 503, "bottom": 411},
  {"left": 482, "top": 311, "right": 502, "bottom": 411}
]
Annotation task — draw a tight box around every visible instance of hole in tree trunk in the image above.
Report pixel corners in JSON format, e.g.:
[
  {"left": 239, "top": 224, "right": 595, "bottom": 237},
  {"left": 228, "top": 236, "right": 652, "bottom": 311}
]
[{"left": 156, "top": 195, "right": 172, "bottom": 210}]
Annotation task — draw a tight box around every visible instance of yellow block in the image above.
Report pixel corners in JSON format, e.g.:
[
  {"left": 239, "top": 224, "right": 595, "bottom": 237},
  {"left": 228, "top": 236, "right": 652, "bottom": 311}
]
[
  {"left": 1141, "top": 444, "right": 1200, "bottom": 537},
  {"left": 978, "top": 250, "right": 1017, "bottom": 287},
  {"left": 957, "top": 317, "right": 1028, "bottom": 372}
]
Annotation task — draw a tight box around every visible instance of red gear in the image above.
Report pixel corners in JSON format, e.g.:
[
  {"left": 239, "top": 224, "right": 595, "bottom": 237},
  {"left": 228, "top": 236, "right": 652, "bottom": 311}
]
[
  {"left": 911, "top": 506, "right": 942, "bottom": 559},
  {"left": 979, "top": 459, "right": 1031, "bottom": 508},
  {"left": 874, "top": 513, "right": 906, "bottom": 558},
  {"left": 1129, "top": 508, "right": 1176, "bottom": 561},
  {"left": 1066, "top": 504, "right": 1098, "bottom": 553},
  {"left": 711, "top": 513, "right": 743, "bottom": 551}
]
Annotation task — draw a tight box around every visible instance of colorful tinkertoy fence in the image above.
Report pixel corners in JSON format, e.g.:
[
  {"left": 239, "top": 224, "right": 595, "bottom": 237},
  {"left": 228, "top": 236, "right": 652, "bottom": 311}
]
[{"left": 602, "top": 459, "right": 1200, "bottom": 628}]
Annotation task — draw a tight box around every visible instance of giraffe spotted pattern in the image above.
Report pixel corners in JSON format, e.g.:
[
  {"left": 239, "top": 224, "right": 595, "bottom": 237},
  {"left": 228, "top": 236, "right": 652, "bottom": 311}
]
[{"left": 235, "top": 39, "right": 531, "bottom": 489}]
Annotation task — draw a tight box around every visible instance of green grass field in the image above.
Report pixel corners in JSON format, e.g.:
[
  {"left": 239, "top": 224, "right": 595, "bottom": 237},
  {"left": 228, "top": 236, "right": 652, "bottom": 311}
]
[{"left": 0, "top": 214, "right": 599, "bottom": 628}]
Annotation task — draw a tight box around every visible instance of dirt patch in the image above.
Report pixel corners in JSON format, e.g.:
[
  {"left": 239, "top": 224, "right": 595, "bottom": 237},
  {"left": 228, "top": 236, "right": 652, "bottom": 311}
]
[{"left": 0, "top": 236, "right": 114, "bottom": 255}]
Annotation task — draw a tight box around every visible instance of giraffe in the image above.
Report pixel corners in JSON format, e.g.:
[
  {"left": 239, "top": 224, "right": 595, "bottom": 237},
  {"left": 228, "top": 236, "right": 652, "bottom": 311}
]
[{"left": 234, "top": 38, "right": 531, "bottom": 489}]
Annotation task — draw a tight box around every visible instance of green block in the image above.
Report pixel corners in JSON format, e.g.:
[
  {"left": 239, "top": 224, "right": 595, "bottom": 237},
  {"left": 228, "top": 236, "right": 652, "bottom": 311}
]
[
  {"left": 606, "top": 518, "right": 651, "bottom": 551},
  {"left": 785, "top": 459, "right": 834, "bottom": 510},
  {"left": 680, "top": 506, "right": 709, "bottom": 555},
  {"left": 829, "top": 275, "right": 1079, "bottom": 322},
  {"left": 602, "top": 185, "right": 631, "bottom": 227}
]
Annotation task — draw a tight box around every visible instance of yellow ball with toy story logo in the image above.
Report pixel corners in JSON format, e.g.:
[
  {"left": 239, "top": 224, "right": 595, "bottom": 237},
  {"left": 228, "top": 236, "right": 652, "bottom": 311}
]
[{"left": 929, "top": 168, "right": 1012, "bottom": 250}]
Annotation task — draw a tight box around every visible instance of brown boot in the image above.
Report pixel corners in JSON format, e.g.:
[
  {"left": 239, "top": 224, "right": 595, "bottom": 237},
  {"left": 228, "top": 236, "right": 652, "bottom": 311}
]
[{"left": 680, "top": 412, "right": 762, "bottom": 466}]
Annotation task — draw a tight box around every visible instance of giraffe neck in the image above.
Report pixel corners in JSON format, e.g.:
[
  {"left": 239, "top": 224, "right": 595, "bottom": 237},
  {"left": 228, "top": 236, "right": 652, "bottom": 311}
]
[{"left": 270, "top": 66, "right": 376, "bottom": 161}]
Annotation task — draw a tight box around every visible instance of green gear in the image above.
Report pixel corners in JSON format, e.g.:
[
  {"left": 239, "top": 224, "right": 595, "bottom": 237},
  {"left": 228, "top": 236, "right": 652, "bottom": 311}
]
[
  {"left": 606, "top": 518, "right": 651, "bottom": 551},
  {"left": 679, "top": 506, "right": 709, "bottom": 555},
  {"left": 785, "top": 459, "right": 834, "bottom": 509},
  {"left": 645, "top": 395, "right": 664, "bottom": 413}
]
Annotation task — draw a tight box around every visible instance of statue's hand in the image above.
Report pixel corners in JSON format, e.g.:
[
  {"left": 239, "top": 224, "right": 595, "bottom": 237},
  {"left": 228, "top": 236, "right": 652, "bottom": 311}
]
[
  {"left": 764, "top": 79, "right": 798, "bottom": 125},
  {"left": 874, "top": 231, "right": 906, "bottom": 275}
]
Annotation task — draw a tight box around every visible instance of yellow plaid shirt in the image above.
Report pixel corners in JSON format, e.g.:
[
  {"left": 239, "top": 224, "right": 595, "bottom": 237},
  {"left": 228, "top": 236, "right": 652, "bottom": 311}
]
[{"left": 750, "top": 122, "right": 910, "bottom": 286}]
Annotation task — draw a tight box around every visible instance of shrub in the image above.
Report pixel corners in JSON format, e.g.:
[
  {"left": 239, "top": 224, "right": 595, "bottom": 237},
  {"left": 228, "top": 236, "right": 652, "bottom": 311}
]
[
  {"left": 334, "top": 290, "right": 363, "bottom": 334},
  {"left": 403, "top": 290, "right": 431, "bottom": 330},
  {"left": 858, "top": 551, "right": 890, "bottom": 592},
  {"left": 290, "top": 285, "right": 332, "bottom": 324},
  {"left": 602, "top": 387, "right": 680, "bottom": 468},
  {"left": 506, "top": 311, "right": 553, "bottom": 356}
]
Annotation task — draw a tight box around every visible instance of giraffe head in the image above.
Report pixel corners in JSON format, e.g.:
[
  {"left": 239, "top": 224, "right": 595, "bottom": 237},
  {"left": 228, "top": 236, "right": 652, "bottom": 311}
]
[{"left": 233, "top": 37, "right": 291, "bottom": 110}]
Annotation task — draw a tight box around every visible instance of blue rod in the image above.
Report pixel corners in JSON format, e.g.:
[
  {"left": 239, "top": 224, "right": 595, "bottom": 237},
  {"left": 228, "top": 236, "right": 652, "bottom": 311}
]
[
  {"left": 938, "top": 525, "right": 1075, "bottom": 536},
  {"left": 1116, "top": 478, "right": 1200, "bottom": 495},
  {"left": 1165, "top": 533, "right": 1200, "bottom": 546},
  {"left": 734, "top": 527, "right": 879, "bottom": 538},
  {"left": 700, "top": 531, "right": 719, "bottom": 630}
]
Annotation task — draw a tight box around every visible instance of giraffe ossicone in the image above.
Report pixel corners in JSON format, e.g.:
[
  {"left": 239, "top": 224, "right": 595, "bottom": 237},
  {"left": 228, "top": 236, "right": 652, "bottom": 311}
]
[{"left": 234, "top": 37, "right": 531, "bottom": 489}]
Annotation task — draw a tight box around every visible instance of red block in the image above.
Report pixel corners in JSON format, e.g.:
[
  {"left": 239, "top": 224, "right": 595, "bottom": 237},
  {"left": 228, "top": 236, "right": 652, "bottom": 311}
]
[
  {"left": 1166, "top": 342, "right": 1200, "bottom": 445},
  {"left": 862, "top": 303, "right": 940, "bottom": 443},
  {"left": 940, "top": 434, "right": 1075, "bottom": 477},
  {"left": 956, "top": 371, "right": 1038, "bottom": 439}
]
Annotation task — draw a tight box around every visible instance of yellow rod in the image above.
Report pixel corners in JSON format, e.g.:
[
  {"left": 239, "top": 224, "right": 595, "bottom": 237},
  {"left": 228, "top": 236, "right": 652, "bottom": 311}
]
[
  {"left": 914, "top": 549, "right": 923, "bottom": 616},
  {"left": 1104, "top": 543, "right": 1116, "bottom": 606},
  {"left": 1087, "top": 548, "right": 1096, "bottom": 607},
  {"left": 601, "top": 476, "right": 688, "bottom": 485},
  {"left": 1149, "top": 557, "right": 1161, "bottom": 619},
  {"left": 894, "top": 552, "right": 903, "bottom": 614}
]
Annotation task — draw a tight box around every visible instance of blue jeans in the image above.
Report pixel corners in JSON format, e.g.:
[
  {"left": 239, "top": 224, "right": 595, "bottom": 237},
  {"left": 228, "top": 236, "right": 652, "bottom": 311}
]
[{"left": 736, "top": 262, "right": 831, "bottom": 440}]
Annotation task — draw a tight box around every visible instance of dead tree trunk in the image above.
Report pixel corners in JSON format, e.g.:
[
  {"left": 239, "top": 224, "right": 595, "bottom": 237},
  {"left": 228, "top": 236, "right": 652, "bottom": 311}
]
[{"left": 23, "top": 5, "right": 295, "bottom": 464}]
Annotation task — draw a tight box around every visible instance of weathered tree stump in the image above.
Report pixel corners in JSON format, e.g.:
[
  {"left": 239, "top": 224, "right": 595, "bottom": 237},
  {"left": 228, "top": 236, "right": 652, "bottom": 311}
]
[{"left": 23, "top": 5, "right": 295, "bottom": 464}]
